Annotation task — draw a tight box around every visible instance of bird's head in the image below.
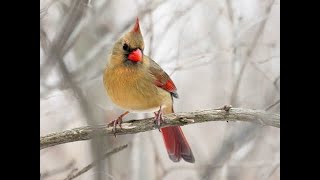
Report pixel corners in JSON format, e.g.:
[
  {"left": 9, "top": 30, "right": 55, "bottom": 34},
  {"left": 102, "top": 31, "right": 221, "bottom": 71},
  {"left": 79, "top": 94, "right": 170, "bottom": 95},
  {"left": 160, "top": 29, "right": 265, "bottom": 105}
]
[{"left": 110, "top": 17, "right": 145, "bottom": 67}]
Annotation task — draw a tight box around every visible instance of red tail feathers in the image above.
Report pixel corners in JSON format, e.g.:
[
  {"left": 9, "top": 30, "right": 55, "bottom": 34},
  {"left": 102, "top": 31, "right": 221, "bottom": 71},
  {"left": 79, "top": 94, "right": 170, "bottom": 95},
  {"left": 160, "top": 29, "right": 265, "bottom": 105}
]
[{"left": 161, "top": 126, "right": 195, "bottom": 163}]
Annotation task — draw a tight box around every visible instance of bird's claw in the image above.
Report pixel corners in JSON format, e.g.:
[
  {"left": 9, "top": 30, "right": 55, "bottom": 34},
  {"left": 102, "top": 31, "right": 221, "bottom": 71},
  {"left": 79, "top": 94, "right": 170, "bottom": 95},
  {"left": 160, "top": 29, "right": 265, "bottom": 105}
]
[
  {"left": 153, "top": 110, "right": 164, "bottom": 132},
  {"left": 107, "top": 111, "right": 129, "bottom": 137},
  {"left": 108, "top": 117, "right": 123, "bottom": 137}
]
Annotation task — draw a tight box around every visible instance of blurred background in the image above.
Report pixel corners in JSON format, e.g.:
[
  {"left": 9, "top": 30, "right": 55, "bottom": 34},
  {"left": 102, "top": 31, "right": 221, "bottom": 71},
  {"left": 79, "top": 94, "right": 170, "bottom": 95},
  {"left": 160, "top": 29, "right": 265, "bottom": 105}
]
[{"left": 40, "top": 0, "right": 280, "bottom": 179}]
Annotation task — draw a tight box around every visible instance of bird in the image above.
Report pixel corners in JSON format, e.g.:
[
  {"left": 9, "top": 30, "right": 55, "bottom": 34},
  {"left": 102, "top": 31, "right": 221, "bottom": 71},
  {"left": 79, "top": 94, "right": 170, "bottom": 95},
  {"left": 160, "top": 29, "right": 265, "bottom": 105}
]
[{"left": 103, "top": 17, "right": 195, "bottom": 163}]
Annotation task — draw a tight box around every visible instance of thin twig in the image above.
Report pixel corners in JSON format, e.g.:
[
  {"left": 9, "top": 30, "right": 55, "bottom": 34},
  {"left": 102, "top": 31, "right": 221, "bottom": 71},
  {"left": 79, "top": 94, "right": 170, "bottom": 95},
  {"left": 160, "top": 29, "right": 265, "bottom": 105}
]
[
  {"left": 273, "top": 75, "right": 280, "bottom": 88},
  {"left": 264, "top": 163, "right": 280, "bottom": 180},
  {"left": 257, "top": 55, "right": 279, "bottom": 64},
  {"left": 249, "top": 61, "right": 280, "bottom": 92},
  {"left": 63, "top": 144, "right": 128, "bottom": 180},
  {"left": 41, "top": 160, "right": 76, "bottom": 179},
  {"left": 149, "top": 134, "right": 165, "bottom": 180},
  {"left": 230, "top": 0, "right": 275, "bottom": 106},
  {"left": 40, "top": 2, "right": 106, "bottom": 180},
  {"left": 265, "top": 99, "right": 280, "bottom": 111},
  {"left": 40, "top": 0, "right": 89, "bottom": 78},
  {"left": 40, "top": 108, "right": 279, "bottom": 150},
  {"left": 201, "top": 124, "right": 260, "bottom": 180},
  {"left": 64, "top": 168, "right": 79, "bottom": 180}
]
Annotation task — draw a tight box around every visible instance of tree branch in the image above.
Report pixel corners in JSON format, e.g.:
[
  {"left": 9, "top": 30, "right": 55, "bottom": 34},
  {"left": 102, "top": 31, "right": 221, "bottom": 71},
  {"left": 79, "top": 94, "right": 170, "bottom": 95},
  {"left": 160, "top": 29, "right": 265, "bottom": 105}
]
[
  {"left": 63, "top": 144, "right": 128, "bottom": 180},
  {"left": 265, "top": 99, "right": 280, "bottom": 111},
  {"left": 40, "top": 108, "right": 279, "bottom": 150}
]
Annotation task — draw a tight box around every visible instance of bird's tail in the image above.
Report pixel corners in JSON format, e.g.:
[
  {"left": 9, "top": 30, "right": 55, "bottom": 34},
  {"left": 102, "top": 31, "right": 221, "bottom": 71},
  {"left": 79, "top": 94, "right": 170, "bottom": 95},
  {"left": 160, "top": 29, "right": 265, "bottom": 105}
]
[{"left": 160, "top": 105, "right": 195, "bottom": 163}]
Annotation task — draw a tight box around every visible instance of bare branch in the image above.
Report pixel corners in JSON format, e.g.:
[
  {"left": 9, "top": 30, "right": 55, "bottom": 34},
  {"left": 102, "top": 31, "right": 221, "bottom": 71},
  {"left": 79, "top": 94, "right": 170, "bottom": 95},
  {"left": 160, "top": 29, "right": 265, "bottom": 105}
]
[
  {"left": 200, "top": 124, "right": 259, "bottom": 179},
  {"left": 257, "top": 55, "right": 279, "bottom": 64},
  {"left": 249, "top": 60, "right": 280, "bottom": 92},
  {"left": 40, "top": 0, "right": 59, "bottom": 20},
  {"left": 40, "top": 108, "right": 279, "bottom": 150},
  {"left": 41, "top": 160, "right": 76, "bottom": 179},
  {"left": 265, "top": 99, "right": 280, "bottom": 111},
  {"left": 264, "top": 163, "right": 280, "bottom": 180},
  {"left": 40, "top": 27, "right": 50, "bottom": 55},
  {"left": 273, "top": 75, "right": 280, "bottom": 88},
  {"left": 230, "top": 0, "right": 275, "bottom": 106},
  {"left": 63, "top": 144, "right": 128, "bottom": 180},
  {"left": 40, "top": 2, "right": 106, "bottom": 180},
  {"left": 40, "top": 0, "right": 89, "bottom": 78}
]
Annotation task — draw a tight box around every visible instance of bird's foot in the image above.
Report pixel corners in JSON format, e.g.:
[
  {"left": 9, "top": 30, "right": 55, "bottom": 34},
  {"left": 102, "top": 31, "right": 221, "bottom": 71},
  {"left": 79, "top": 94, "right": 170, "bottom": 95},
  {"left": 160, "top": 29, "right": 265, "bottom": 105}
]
[
  {"left": 153, "top": 108, "right": 164, "bottom": 132},
  {"left": 108, "top": 111, "right": 129, "bottom": 137},
  {"left": 108, "top": 117, "right": 123, "bottom": 137}
]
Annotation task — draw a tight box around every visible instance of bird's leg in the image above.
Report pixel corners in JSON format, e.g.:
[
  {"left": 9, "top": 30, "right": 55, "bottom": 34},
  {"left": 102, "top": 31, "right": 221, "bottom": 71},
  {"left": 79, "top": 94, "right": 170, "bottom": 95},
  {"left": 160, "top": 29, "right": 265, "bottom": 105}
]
[
  {"left": 108, "top": 111, "right": 129, "bottom": 137},
  {"left": 153, "top": 106, "right": 164, "bottom": 132}
]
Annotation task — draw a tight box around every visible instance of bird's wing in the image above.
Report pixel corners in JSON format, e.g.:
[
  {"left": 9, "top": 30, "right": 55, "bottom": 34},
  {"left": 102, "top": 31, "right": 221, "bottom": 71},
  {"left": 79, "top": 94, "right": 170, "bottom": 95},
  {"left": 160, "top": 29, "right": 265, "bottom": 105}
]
[{"left": 148, "top": 57, "right": 179, "bottom": 98}]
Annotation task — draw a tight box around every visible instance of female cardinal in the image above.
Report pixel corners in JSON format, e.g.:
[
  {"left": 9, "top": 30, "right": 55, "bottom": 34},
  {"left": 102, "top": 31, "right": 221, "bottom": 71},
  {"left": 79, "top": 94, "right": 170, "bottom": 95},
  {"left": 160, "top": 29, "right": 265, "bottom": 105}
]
[{"left": 103, "top": 18, "right": 195, "bottom": 163}]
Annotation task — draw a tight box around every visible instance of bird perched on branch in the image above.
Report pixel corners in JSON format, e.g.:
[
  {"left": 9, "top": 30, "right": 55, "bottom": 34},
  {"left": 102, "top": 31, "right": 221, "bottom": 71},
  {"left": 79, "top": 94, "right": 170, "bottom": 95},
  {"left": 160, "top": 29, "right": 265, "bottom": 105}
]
[{"left": 103, "top": 18, "right": 194, "bottom": 163}]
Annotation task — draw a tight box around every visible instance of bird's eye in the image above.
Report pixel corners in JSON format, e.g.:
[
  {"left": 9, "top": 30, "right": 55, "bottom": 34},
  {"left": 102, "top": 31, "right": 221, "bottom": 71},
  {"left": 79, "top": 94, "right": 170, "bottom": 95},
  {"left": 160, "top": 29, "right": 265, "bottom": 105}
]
[{"left": 123, "top": 43, "right": 129, "bottom": 51}]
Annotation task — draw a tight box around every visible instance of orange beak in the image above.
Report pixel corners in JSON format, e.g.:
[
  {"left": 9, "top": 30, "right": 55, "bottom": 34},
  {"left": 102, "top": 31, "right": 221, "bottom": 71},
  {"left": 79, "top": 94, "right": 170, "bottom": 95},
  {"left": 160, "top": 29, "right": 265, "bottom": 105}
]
[{"left": 128, "top": 49, "right": 142, "bottom": 62}]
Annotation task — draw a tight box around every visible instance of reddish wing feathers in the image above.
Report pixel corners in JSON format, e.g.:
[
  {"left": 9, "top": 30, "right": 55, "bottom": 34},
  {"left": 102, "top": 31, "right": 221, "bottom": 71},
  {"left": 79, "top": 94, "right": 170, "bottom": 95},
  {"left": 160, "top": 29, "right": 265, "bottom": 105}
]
[
  {"left": 148, "top": 58, "right": 179, "bottom": 98},
  {"left": 155, "top": 79, "right": 176, "bottom": 93},
  {"left": 147, "top": 57, "right": 194, "bottom": 162}
]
